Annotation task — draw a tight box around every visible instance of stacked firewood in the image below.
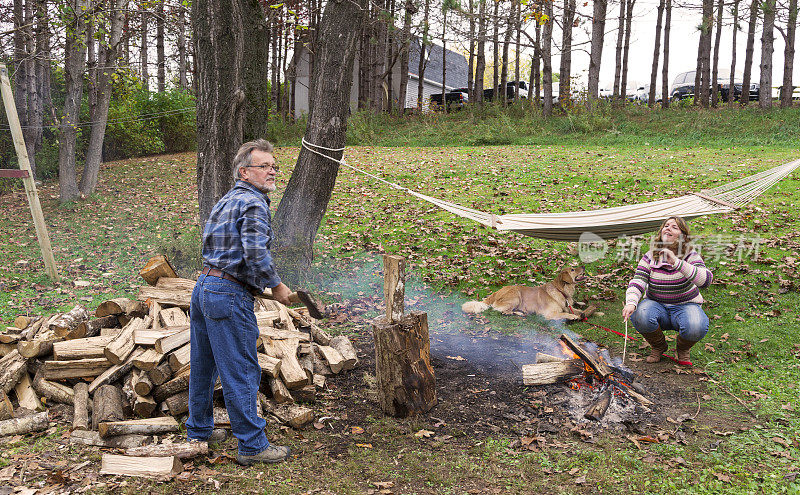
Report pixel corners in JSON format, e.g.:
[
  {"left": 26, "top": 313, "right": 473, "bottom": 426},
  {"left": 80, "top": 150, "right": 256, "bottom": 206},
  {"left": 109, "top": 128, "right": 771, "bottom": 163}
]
[{"left": 0, "top": 256, "right": 357, "bottom": 476}]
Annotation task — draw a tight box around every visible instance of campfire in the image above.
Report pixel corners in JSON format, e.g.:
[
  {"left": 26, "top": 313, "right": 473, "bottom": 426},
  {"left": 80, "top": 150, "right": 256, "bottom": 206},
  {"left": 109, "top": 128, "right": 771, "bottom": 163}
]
[{"left": 522, "top": 334, "right": 652, "bottom": 423}]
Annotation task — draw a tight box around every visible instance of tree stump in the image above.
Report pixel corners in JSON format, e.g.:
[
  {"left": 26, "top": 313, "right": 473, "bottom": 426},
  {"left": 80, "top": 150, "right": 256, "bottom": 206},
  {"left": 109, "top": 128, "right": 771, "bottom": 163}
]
[{"left": 372, "top": 311, "right": 437, "bottom": 417}]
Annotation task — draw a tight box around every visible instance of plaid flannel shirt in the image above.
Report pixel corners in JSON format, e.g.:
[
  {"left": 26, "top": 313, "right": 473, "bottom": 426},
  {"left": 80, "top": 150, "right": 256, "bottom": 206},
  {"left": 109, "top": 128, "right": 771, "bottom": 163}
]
[{"left": 201, "top": 180, "right": 281, "bottom": 292}]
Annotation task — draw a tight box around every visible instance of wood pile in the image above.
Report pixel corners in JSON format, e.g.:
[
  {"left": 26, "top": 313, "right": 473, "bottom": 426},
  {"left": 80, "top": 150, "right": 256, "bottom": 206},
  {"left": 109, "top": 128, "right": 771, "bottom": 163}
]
[{"left": 0, "top": 255, "right": 357, "bottom": 478}]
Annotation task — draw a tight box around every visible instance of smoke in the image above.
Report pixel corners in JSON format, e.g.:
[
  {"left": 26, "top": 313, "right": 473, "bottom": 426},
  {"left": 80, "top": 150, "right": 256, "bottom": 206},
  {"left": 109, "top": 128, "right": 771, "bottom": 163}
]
[{"left": 308, "top": 253, "right": 587, "bottom": 374}]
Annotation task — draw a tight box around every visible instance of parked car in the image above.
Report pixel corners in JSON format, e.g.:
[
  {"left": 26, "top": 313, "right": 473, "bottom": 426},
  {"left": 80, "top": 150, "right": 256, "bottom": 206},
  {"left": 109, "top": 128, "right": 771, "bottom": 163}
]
[
  {"left": 633, "top": 84, "right": 662, "bottom": 104},
  {"left": 483, "top": 81, "right": 529, "bottom": 101},
  {"left": 670, "top": 70, "right": 759, "bottom": 103},
  {"left": 429, "top": 88, "right": 469, "bottom": 110}
]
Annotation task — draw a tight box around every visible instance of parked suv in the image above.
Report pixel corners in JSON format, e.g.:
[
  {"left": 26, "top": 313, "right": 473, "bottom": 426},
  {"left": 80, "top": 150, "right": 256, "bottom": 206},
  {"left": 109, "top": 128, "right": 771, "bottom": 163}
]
[
  {"left": 429, "top": 88, "right": 469, "bottom": 110},
  {"left": 670, "top": 70, "right": 759, "bottom": 103},
  {"left": 483, "top": 81, "right": 529, "bottom": 101}
]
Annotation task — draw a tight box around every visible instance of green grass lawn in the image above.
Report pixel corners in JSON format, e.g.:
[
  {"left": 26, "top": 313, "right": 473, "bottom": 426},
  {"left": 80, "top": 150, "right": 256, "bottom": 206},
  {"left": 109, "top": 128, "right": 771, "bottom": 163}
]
[{"left": 1, "top": 107, "right": 799, "bottom": 494}]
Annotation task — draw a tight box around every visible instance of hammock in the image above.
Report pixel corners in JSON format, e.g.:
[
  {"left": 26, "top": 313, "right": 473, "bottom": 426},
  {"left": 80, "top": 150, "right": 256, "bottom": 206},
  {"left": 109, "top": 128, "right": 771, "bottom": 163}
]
[{"left": 301, "top": 140, "right": 800, "bottom": 242}]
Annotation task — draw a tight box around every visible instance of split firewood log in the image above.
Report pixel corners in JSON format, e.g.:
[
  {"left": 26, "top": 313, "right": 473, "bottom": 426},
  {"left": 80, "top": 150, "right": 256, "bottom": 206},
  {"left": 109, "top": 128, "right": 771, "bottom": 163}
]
[
  {"left": 69, "top": 429, "right": 148, "bottom": 449},
  {"left": 0, "top": 350, "right": 28, "bottom": 394},
  {"left": 21, "top": 317, "right": 45, "bottom": 341},
  {"left": 161, "top": 390, "right": 189, "bottom": 416},
  {"left": 259, "top": 397, "right": 313, "bottom": 428},
  {"left": 133, "top": 328, "right": 180, "bottom": 346},
  {"left": 49, "top": 305, "right": 90, "bottom": 338},
  {"left": 311, "top": 345, "right": 333, "bottom": 376},
  {"left": 535, "top": 352, "right": 569, "bottom": 363},
  {"left": 267, "top": 376, "right": 293, "bottom": 404},
  {"left": 137, "top": 287, "right": 192, "bottom": 309},
  {"left": 42, "top": 357, "right": 111, "bottom": 380},
  {"left": 125, "top": 442, "right": 208, "bottom": 460},
  {"left": 0, "top": 343, "right": 15, "bottom": 357},
  {"left": 133, "top": 348, "right": 165, "bottom": 371},
  {"left": 521, "top": 360, "right": 583, "bottom": 386},
  {"left": 123, "top": 370, "right": 157, "bottom": 418},
  {"left": 257, "top": 353, "right": 281, "bottom": 378},
  {"left": 92, "top": 384, "right": 125, "bottom": 430},
  {"left": 148, "top": 361, "right": 173, "bottom": 386},
  {"left": 100, "top": 454, "right": 183, "bottom": 479},
  {"left": 32, "top": 369, "right": 75, "bottom": 406},
  {"left": 52, "top": 335, "right": 114, "bottom": 360},
  {"left": 154, "top": 327, "right": 190, "bottom": 354},
  {"left": 105, "top": 317, "right": 147, "bottom": 365},
  {"left": 134, "top": 371, "right": 154, "bottom": 396},
  {"left": 0, "top": 391, "right": 13, "bottom": 420},
  {"left": 13, "top": 372, "right": 43, "bottom": 411},
  {"left": 316, "top": 345, "right": 345, "bottom": 374},
  {"left": 290, "top": 385, "right": 316, "bottom": 404},
  {"left": 262, "top": 338, "right": 307, "bottom": 389},
  {"left": 0, "top": 329, "right": 22, "bottom": 344},
  {"left": 98, "top": 417, "right": 180, "bottom": 438},
  {"left": 158, "top": 308, "right": 189, "bottom": 327},
  {"left": 0, "top": 411, "right": 49, "bottom": 436},
  {"left": 88, "top": 347, "right": 144, "bottom": 394},
  {"left": 155, "top": 277, "right": 196, "bottom": 292},
  {"left": 152, "top": 373, "right": 189, "bottom": 403},
  {"left": 100, "top": 328, "right": 122, "bottom": 337},
  {"left": 312, "top": 374, "right": 326, "bottom": 389},
  {"left": 257, "top": 327, "right": 310, "bottom": 343},
  {"left": 329, "top": 336, "right": 358, "bottom": 371},
  {"left": 70, "top": 315, "right": 120, "bottom": 340},
  {"left": 72, "top": 382, "right": 89, "bottom": 430},
  {"left": 139, "top": 255, "right": 178, "bottom": 286},
  {"left": 297, "top": 353, "right": 314, "bottom": 382},
  {"left": 17, "top": 329, "right": 59, "bottom": 358},
  {"left": 168, "top": 343, "right": 190, "bottom": 371},
  {"left": 13, "top": 316, "right": 32, "bottom": 331}
]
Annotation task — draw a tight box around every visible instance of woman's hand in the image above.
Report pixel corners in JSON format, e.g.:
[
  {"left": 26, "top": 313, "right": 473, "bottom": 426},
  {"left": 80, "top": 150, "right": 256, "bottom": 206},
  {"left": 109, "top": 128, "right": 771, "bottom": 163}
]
[
  {"left": 660, "top": 248, "right": 679, "bottom": 267},
  {"left": 622, "top": 304, "right": 636, "bottom": 321}
]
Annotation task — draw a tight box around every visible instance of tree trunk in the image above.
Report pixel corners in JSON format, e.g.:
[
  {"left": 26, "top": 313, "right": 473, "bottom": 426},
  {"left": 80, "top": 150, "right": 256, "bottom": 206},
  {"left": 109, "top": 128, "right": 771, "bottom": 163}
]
[
  {"left": 492, "top": 0, "right": 499, "bottom": 93},
  {"left": 271, "top": 0, "right": 366, "bottom": 283},
  {"left": 33, "top": 0, "right": 51, "bottom": 165},
  {"left": 514, "top": 0, "right": 521, "bottom": 100},
  {"left": 501, "top": 3, "right": 510, "bottom": 106},
  {"left": 416, "top": 0, "right": 430, "bottom": 111},
  {"left": 58, "top": 0, "right": 89, "bottom": 203},
  {"left": 80, "top": 0, "right": 127, "bottom": 198},
  {"left": 560, "top": 0, "right": 577, "bottom": 106},
  {"left": 156, "top": 0, "right": 165, "bottom": 92},
  {"left": 397, "top": 0, "right": 414, "bottom": 113},
  {"left": 193, "top": 0, "right": 247, "bottom": 226},
  {"left": 243, "top": 0, "right": 270, "bottom": 141},
  {"left": 140, "top": 7, "right": 149, "bottom": 90},
  {"left": 711, "top": 0, "right": 724, "bottom": 105},
  {"left": 620, "top": 0, "right": 635, "bottom": 101},
  {"left": 613, "top": 0, "right": 626, "bottom": 100},
  {"left": 780, "top": 0, "right": 797, "bottom": 107},
  {"left": 87, "top": 16, "right": 97, "bottom": 110},
  {"left": 759, "top": 0, "right": 776, "bottom": 108},
  {"left": 533, "top": 20, "right": 541, "bottom": 104},
  {"left": 701, "top": 0, "right": 714, "bottom": 107},
  {"left": 542, "top": 0, "right": 554, "bottom": 116},
  {"left": 740, "top": 0, "right": 759, "bottom": 106},
  {"left": 467, "top": 0, "right": 475, "bottom": 101},
  {"left": 475, "top": 0, "right": 486, "bottom": 103},
  {"left": 729, "top": 0, "right": 740, "bottom": 107},
  {"left": 649, "top": 0, "right": 665, "bottom": 107},
  {"left": 661, "top": 0, "right": 671, "bottom": 108},
  {"left": 442, "top": 7, "right": 448, "bottom": 113},
  {"left": 177, "top": 3, "right": 188, "bottom": 90},
  {"left": 587, "top": 0, "right": 608, "bottom": 100}
]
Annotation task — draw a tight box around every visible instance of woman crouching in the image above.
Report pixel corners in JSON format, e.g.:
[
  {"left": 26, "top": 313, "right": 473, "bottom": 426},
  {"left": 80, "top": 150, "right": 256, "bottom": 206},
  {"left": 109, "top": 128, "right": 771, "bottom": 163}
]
[{"left": 621, "top": 216, "right": 713, "bottom": 365}]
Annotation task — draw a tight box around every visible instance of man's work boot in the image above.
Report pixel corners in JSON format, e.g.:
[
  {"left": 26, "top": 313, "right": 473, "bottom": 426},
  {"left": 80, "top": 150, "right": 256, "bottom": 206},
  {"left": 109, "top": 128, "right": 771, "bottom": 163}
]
[
  {"left": 642, "top": 328, "right": 668, "bottom": 363},
  {"left": 188, "top": 428, "right": 229, "bottom": 447},
  {"left": 236, "top": 445, "right": 291, "bottom": 466},
  {"left": 675, "top": 336, "right": 698, "bottom": 366}
]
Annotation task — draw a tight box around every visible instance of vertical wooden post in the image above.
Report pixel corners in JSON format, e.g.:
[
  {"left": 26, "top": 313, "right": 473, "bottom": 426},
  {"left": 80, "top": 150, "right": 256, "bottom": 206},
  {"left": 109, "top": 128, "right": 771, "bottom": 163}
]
[
  {"left": 383, "top": 254, "right": 405, "bottom": 322},
  {"left": 373, "top": 255, "right": 437, "bottom": 417},
  {"left": 0, "top": 64, "right": 59, "bottom": 282}
]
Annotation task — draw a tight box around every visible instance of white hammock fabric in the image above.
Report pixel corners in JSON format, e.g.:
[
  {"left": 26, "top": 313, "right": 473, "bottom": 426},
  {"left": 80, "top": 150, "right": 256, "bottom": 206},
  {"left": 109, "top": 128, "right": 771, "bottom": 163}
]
[{"left": 301, "top": 140, "right": 800, "bottom": 242}]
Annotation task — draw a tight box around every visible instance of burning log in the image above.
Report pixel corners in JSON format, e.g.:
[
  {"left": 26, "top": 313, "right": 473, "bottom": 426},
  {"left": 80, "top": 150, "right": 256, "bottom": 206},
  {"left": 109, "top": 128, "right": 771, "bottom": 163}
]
[
  {"left": 536, "top": 352, "right": 568, "bottom": 363},
  {"left": 584, "top": 388, "right": 613, "bottom": 421},
  {"left": 522, "top": 360, "right": 585, "bottom": 386},
  {"left": 100, "top": 454, "right": 183, "bottom": 479},
  {"left": 560, "top": 334, "right": 612, "bottom": 379},
  {"left": 0, "top": 411, "right": 49, "bottom": 436}
]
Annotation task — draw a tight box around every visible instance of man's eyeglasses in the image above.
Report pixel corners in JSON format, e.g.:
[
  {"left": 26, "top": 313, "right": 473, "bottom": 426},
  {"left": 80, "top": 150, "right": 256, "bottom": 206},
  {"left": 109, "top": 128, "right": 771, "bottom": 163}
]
[{"left": 247, "top": 164, "right": 280, "bottom": 173}]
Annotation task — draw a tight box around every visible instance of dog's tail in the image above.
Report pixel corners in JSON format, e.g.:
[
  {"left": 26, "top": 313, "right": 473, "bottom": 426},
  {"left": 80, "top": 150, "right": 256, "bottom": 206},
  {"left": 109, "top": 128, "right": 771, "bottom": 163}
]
[{"left": 462, "top": 300, "right": 490, "bottom": 314}]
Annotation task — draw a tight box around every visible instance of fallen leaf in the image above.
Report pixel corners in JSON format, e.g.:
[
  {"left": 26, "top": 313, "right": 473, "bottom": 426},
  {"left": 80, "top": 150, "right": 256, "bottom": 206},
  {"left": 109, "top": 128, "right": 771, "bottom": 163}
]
[
  {"left": 573, "top": 475, "right": 586, "bottom": 485},
  {"left": 355, "top": 443, "right": 373, "bottom": 448},
  {"left": 351, "top": 426, "right": 364, "bottom": 435},
  {"left": 445, "top": 355, "right": 466, "bottom": 361},
  {"left": 414, "top": 429, "right": 434, "bottom": 438},
  {"left": 773, "top": 437, "right": 790, "bottom": 448},
  {"left": 714, "top": 472, "right": 731, "bottom": 483}
]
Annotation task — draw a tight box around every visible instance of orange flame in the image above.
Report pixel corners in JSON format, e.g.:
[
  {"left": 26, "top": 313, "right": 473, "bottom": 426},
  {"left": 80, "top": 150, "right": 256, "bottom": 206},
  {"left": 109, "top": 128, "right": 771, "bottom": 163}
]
[{"left": 558, "top": 341, "right": 580, "bottom": 360}]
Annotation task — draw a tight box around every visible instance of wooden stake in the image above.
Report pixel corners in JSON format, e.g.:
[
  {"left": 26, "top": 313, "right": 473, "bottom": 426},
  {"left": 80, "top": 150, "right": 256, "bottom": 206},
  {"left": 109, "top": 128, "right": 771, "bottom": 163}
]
[
  {"left": 383, "top": 255, "right": 406, "bottom": 323},
  {"left": 0, "top": 64, "right": 59, "bottom": 281}
]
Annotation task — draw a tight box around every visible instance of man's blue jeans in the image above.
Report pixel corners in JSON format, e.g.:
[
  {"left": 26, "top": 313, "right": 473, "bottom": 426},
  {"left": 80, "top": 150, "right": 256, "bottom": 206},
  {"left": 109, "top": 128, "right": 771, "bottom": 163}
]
[
  {"left": 186, "top": 274, "right": 269, "bottom": 455},
  {"left": 631, "top": 298, "right": 709, "bottom": 342}
]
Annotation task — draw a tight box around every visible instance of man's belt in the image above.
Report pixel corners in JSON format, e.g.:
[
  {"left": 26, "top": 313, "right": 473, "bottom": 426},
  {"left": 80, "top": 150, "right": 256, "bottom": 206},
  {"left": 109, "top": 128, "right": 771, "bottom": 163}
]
[{"left": 202, "top": 266, "right": 244, "bottom": 286}]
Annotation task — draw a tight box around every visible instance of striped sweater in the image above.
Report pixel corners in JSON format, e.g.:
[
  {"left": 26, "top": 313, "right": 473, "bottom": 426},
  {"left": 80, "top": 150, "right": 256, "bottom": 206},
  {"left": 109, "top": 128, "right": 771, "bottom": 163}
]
[{"left": 625, "top": 249, "right": 713, "bottom": 307}]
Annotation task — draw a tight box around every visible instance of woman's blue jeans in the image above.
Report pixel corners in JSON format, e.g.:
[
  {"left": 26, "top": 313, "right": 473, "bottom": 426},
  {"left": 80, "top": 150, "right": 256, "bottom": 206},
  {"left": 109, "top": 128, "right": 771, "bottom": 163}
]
[
  {"left": 186, "top": 274, "right": 269, "bottom": 455},
  {"left": 631, "top": 298, "right": 709, "bottom": 342}
]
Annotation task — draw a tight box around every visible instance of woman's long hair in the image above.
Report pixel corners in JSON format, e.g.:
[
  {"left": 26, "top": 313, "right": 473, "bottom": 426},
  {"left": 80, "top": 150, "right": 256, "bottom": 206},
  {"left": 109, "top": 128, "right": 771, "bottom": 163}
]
[{"left": 652, "top": 216, "right": 692, "bottom": 259}]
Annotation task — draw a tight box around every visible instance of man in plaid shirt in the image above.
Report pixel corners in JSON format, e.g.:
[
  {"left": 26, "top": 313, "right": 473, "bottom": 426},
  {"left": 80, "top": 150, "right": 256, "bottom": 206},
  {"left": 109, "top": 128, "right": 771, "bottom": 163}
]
[{"left": 187, "top": 139, "right": 293, "bottom": 465}]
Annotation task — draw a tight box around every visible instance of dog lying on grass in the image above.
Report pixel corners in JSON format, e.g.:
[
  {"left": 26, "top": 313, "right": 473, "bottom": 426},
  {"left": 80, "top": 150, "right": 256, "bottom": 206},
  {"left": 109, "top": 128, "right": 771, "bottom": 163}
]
[{"left": 462, "top": 266, "right": 593, "bottom": 321}]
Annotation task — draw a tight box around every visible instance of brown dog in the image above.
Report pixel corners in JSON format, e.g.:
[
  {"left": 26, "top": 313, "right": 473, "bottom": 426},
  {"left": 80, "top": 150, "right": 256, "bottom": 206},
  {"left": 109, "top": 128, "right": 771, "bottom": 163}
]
[{"left": 462, "top": 266, "right": 587, "bottom": 320}]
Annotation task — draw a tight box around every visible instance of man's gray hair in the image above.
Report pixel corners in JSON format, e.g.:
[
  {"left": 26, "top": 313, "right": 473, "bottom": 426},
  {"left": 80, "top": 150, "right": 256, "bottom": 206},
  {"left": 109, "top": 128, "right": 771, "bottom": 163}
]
[{"left": 233, "top": 139, "right": 274, "bottom": 180}]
